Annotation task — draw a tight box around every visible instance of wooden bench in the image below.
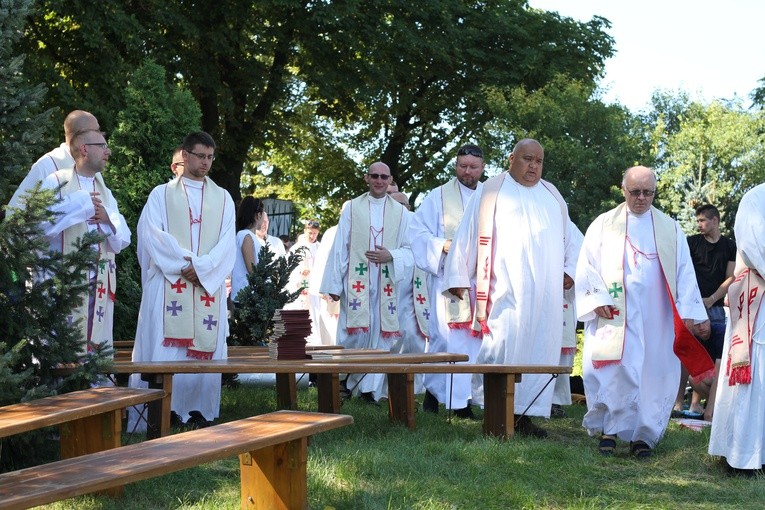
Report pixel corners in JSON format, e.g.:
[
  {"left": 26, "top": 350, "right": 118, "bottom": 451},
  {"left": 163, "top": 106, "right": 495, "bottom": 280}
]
[
  {"left": 0, "top": 387, "right": 164, "bottom": 459},
  {"left": 0, "top": 410, "right": 352, "bottom": 510},
  {"left": 106, "top": 359, "right": 567, "bottom": 439}
]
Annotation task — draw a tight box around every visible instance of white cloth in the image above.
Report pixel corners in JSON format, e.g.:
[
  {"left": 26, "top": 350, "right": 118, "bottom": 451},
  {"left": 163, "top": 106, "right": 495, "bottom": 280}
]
[
  {"left": 443, "top": 174, "right": 576, "bottom": 416},
  {"left": 39, "top": 171, "right": 130, "bottom": 351},
  {"left": 576, "top": 207, "right": 706, "bottom": 446},
  {"left": 709, "top": 183, "right": 765, "bottom": 469},
  {"left": 320, "top": 195, "right": 413, "bottom": 400},
  {"left": 553, "top": 223, "right": 585, "bottom": 406},
  {"left": 264, "top": 234, "right": 286, "bottom": 258},
  {"left": 8, "top": 143, "right": 72, "bottom": 215},
  {"left": 409, "top": 180, "right": 481, "bottom": 409},
  {"left": 230, "top": 229, "right": 260, "bottom": 303},
  {"left": 129, "top": 177, "right": 235, "bottom": 425},
  {"left": 310, "top": 225, "right": 339, "bottom": 346}
]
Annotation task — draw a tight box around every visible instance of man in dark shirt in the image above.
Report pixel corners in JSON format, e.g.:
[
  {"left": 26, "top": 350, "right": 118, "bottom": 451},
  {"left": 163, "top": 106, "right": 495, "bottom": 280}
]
[{"left": 674, "top": 204, "right": 736, "bottom": 421}]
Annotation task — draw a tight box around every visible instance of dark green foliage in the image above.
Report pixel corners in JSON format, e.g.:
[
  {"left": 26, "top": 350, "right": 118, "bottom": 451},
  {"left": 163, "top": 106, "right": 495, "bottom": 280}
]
[
  {"left": 102, "top": 59, "right": 201, "bottom": 341},
  {"left": 0, "top": 0, "right": 55, "bottom": 210},
  {"left": 229, "top": 245, "right": 304, "bottom": 346},
  {"left": 0, "top": 186, "right": 113, "bottom": 471}
]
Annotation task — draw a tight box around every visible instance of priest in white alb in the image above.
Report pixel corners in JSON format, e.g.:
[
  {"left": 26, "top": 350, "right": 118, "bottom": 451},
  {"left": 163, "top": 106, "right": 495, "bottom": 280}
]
[
  {"left": 409, "top": 143, "right": 485, "bottom": 418},
  {"left": 443, "top": 139, "right": 578, "bottom": 437},
  {"left": 40, "top": 128, "right": 130, "bottom": 355},
  {"left": 320, "top": 162, "right": 413, "bottom": 403},
  {"left": 130, "top": 131, "right": 235, "bottom": 429},
  {"left": 576, "top": 165, "right": 712, "bottom": 458},
  {"left": 709, "top": 182, "right": 765, "bottom": 475}
]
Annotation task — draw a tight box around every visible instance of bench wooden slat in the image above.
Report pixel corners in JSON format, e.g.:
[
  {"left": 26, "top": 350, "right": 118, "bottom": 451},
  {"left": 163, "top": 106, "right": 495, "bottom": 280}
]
[
  {"left": 0, "top": 387, "right": 164, "bottom": 439},
  {"left": 0, "top": 410, "right": 352, "bottom": 510}
]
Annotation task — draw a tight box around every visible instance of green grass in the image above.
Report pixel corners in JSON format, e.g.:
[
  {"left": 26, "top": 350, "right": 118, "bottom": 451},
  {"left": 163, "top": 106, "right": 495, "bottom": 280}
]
[{"left": 43, "top": 382, "right": 763, "bottom": 510}]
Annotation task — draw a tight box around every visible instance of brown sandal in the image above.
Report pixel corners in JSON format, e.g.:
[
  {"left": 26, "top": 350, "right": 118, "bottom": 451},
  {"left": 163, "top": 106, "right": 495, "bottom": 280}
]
[
  {"left": 598, "top": 434, "right": 617, "bottom": 456},
  {"left": 630, "top": 440, "right": 652, "bottom": 459}
]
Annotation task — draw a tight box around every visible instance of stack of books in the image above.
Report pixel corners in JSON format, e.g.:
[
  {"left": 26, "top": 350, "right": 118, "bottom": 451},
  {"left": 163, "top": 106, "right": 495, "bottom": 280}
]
[{"left": 267, "top": 309, "right": 311, "bottom": 360}]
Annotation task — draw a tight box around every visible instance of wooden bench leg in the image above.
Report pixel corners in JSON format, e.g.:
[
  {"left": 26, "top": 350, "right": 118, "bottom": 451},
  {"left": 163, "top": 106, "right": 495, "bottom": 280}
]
[
  {"left": 482, "top": 373, "right": 520, "bottom": 438},
  {"left": 315, "top": 373, "right": 341, "bottom": 413},
  {"left": 275, "top": 374, "right": 297, "bottom": 410},
  {"left": 59, "top": 410, "right": 123, "bottom": 496},
  {"left": 145, "top": 373, "right": 172, "bottom": 439},
  {"left": 240, "top": 438, "right": 308, "bottom": 510},
  {"left": 387, "top": 373, "right": 416, "bottom": 429}
]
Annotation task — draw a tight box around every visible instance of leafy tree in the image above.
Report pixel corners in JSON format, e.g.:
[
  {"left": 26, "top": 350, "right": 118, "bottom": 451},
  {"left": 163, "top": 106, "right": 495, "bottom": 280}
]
[
  {"left": 229, "top": 245, "right": 304, "bottom": 346},
  {"left": 20, "top": 0, "right": 615, "bottom": 212},
  {"left": 0, "top": 0, "right": 55, "bottom": 212},
  {"left": 483, "top": 76, "right": 650, "bottom": 229},
  {"left": 103, "top": 59, "right": 201, "bottom": 340},
  {"left": 647, "top": 95, "right": 765, "bottom": 234}
]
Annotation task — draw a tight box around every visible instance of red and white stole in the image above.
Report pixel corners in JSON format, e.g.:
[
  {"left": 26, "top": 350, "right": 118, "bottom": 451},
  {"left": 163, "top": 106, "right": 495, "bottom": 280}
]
[
  {"left": 441, "top": 177, "right": 473, "bottom": 328},
  {"left": 592, "top": 204, "right": 714, "bottom": 379},
  {"left": 472, "top": 174, "right": 568, "bottom": 335},
  {"left": 346, "top": 193, "right": 403, "bottom": 337},
  {"left": 562, "top": 289, "right": 577, "bottom": 355},
  {"left": 726, "top": 266, "right": 765, "bottom": 385},
  {"left": 55, "top": 168, "right": 116, "bottom": 354},
  {"left": 162, "top": 177, "right": 226, "bottom": 359}
]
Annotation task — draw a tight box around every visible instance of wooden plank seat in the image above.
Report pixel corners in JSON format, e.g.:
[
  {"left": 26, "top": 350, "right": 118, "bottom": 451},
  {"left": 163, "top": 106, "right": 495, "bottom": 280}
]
[
  {"left": 0, "top": 410, "right": 352, "bottom": 510},
  {"left": 0, "top": 387, "right": 164, "bottom": 459},
  {"left": 106, "top": 360, "right": 568, "bottom": 439}
]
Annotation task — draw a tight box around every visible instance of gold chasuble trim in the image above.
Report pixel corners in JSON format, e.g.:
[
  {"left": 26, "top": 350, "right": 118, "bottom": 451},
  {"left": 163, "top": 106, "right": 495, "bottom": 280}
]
[
  {"left": 56, "top": 169, "right": 116, "bottom": 355},
  {"left": 346, "top": 193, "right": 403, "bottom": 337},
  {"left": 163, "top": 177, "right": 226, "bottom": 359}
]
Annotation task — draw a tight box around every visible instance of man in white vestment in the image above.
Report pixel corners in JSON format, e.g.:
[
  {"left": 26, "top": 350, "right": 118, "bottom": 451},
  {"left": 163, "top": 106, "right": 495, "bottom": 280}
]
[
  {"left": 310, "top": 224, "right": 340, "bottom": 346},
  {"left": 409, "top": 144, "right": 485, "bottom": 418},
  {"left": 7, "top": 110, "right": 99, "bottom": 216},
  {"left": 130, "top": 131, "right": 235, "bottom": 428},
  {"left": 709, "top": 183, "right": 765, "bottom": 475},
  {"left": 444, "top": 139, "right": 577, "bottom": 437},
  {"left": 576, "top": 165, "right": 711, "bottom": 458},
  {"left": 284, "top": 221, "right": 321, "bottom": 323},
  {"left": 40, "top": 128, "right": 130, "bottom": 354},
  {"left": 320, "top": 162, "right": 414, "bottom": 402}
]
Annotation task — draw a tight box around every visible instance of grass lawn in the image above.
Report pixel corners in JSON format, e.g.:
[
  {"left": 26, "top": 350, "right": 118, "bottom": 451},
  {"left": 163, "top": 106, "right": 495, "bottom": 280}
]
[{"left": 41, "top": 377, "right": 764, "bottom": 510}]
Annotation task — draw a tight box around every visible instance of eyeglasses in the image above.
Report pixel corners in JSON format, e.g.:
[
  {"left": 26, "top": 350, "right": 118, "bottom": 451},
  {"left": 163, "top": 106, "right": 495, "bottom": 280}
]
[
  {"left": 457, "top": 147, "right": 483, "bottom": 158},
  {"left": 187, "top": 150, "right": 216, "bottom": 162},
  {"left": 368, "top": 173, "right": 391, "bottom": 180},
  {"left": 626, "top": 189, "right": 656, "bottom": 197},
  {"left": 84, "top": 143, "right": 109, "bottom": 149},
  {"left": 307, "top": 221, "right": 320, "bottom": 228}
]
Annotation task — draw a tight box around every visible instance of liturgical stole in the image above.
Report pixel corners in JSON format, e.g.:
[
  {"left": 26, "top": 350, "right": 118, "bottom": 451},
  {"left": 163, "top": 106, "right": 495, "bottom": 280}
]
[
  {"left": 592, "top": 204, "right": 714, "bottom": 379},
  {"left": 726, "top": 266, "right": 765, "bottom": 385},
  {"left": 441, "top": 177, "right": 474, "bottom": 328},
  {"left": 55, "top": 169, "right": 116, "bottom": 354},
  {"left": 162, "top": 177, "right": 226, "bottom": 359},
  {"left": 346, "top": 193, "right": 403, "bottom": 336}
]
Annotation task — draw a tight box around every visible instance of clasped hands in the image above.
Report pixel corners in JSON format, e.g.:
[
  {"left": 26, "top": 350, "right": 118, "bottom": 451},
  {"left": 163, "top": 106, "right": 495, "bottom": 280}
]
[{"left": 182, "top": 256, "right": 201, "bottom": 287}]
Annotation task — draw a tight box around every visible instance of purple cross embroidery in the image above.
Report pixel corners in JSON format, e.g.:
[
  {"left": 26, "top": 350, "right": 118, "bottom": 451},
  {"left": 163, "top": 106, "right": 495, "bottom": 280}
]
[
  {"left": 166, "top": 301, "right": 182, "bottom": 316},
  {"left": 203, "top": 315, "right": 218, "bottom": 330},
  {"left": 349, "top": 298, "right": 361, "bottom": 310},
  {"left": 96, "top": 306, "right": 104, "bottom": 322},
  {"left": 109, "top": 259, "right": 116, "bottom": 272},
  {"left": 388, "top": 302, "right": 396, "bottom": 314},
  {"left": 423, "top": 308, "right": 430, "bottom": 320}
]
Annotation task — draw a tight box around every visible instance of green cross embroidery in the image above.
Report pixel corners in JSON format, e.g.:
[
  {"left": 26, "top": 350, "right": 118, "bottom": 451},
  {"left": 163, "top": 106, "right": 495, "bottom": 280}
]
[
  {"left": 354, "top": 262, "right": 368, "bottom": 276},
  {"left": 414, "top": 277, "right": 422, "bottom": 289},
  {"left": 381, "top": 265, "right": 390, "bottom": 278},
  {"left": 98, "top": 259, "right": 107, "bottom": 273},
  {"left": 608, "top": 282, "right": 623, "bottom": 298}
]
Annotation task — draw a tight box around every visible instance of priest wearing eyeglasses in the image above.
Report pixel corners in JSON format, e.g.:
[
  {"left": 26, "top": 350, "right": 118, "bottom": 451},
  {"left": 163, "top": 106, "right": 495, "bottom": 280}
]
[
  {"left": 575, "top": 165, "right": 712, "bottom": 458},
  {"left": 319, "top": 162, "right": 414, "bottom": 403}
]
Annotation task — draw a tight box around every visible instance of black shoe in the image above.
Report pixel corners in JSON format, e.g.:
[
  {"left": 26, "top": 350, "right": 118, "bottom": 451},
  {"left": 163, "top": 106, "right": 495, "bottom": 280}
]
[
  {"left": 186, "top": 410, "right": 212, "bottom": 429},
  {"left": 359, "top": 392, "right": 381, "bottom": 407},
  {"left": 551, "top": 404, "right": 567, "bottom": 419},
  {"left": 453, "top": 406, "right": 479, "bottom": 420},
  {"left": 726, "top": 463, "right": 761, "bottom": 478},
  {"left": 629, "top": 440, "right": 652, "bottom": 459},
  {"left": 423, "top": 390, "right": 439, "bottom": 414},
  {"left": 170, "top": 411, "right": 184, "bottom": 428},
  {"left": 514, "top": 415, "right": 548, "bottom": 438}
]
